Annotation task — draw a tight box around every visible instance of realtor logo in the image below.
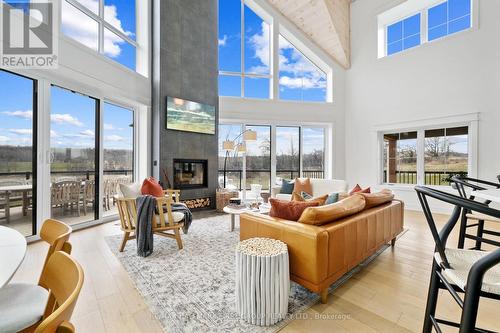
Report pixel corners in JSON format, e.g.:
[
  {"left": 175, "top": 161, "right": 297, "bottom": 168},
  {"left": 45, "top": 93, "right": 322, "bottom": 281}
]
[{"left": 1, "top": 0, "right": 59, "bottom": 68}]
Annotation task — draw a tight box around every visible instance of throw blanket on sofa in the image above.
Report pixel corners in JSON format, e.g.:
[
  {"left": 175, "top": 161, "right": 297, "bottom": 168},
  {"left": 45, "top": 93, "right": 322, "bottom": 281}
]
[
  {"left": 171, "top": 202, "right": 192, "bottom": 234},
  {"left": 136, "top": 195, "right": 156, "bottom": 257}
]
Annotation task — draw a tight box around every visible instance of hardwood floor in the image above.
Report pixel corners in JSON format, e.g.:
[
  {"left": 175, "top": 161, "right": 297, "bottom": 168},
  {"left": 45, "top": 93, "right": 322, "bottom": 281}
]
[{"left": 11, "top": 210, "right": 500, "bottom": 333}]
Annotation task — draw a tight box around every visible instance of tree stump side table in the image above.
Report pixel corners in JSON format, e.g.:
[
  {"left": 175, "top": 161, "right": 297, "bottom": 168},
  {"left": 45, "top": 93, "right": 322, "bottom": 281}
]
[{"left": 235, "top": 237, "right": 290, "bottom": 326}]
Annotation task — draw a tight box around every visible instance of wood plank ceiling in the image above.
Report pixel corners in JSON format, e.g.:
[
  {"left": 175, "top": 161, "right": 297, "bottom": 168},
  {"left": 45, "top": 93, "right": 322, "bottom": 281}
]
[{"left": 268, "top": 0, "right": 351, "bottom": 69}]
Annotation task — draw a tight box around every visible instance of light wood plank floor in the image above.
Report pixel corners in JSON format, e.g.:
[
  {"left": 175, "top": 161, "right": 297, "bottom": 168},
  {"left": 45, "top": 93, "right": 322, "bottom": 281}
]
[{"left": 11, "top": 210, "right": 500, "bottom": 333}]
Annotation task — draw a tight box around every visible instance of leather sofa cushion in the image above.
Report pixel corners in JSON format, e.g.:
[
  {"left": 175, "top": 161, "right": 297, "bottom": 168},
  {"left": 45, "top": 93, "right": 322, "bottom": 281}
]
[
  {"left": 293, "top": 178, "right": 313, "bottom": 196},
  {"left": 291, "top": 192, "right": 328, "bottom": 205},
  {"left": 359, "top": 189, "right": 394, "bottom": 209},
  {"left": 269, "top": 198, "right": 319, "bottom": 221},
  {"left": 298, "top": 194, "right": 366, "bottom": 226}
]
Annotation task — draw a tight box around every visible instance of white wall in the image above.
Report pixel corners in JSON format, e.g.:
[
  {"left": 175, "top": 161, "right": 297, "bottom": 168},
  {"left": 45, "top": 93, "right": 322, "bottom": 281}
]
[{"left": 346, "top": 0, "right": 500, "bottom": 212}]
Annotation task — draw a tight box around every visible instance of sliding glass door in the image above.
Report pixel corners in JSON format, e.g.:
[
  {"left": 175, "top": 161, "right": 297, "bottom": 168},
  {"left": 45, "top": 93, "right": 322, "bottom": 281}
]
[
  {"left": 102, "top": 102, "right": 135, "bottom": 217},
  {"left": 276, "top": 126, "right": 300, "bottom": 181},
  {"left": 50, "top": 86, "right": 98, "bottom": 225},
  {"left": 0, "top": 70, "right": 37, "bottom": 236},
  {"left": 303, "top": 127, "right": 325, "bottom": 178},
  {"left": 245, "top": 125, "right": 271, "bottom": 191}
]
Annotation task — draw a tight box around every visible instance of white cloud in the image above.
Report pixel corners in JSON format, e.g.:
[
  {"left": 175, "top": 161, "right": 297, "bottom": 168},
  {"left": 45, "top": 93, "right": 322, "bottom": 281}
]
[
  {"left": 50, "top": 130, "right": 58, "bottom": 138},
  {"left": 9, "top": 129, "right": 32, "bottom": 135},
  {"left": 61, "top": 0, "right": 133, "bottom": 58},
  {"left": 2, "top": 110, "right": 33, "bottom": 119},
  {"left": 218, "top": 35, "right": 228, "bottom": 47},
  {"left": 279, "top": 76, "right": 326, "bottom": 90},
  {"left": 103, "top": 123, "right": 115, "bottom": 130},
  {"left": 80, "top": 129, "right": 95, "bottom": 137},
  {"left": 105, "top": 135, "right": 124, "bottom": 142},
  {"left": 0, "top": 136, "right": 10, "bottom": 142},
  {"left": 247, "top": 22, "right": 270, "bottom": 74},
  {"left": 51, "top": 114, "right": 84, "bottom": 127}
]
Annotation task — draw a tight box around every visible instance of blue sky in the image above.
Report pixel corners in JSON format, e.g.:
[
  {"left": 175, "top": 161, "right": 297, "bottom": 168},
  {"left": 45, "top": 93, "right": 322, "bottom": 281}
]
[
  {"left": 0, "top": 71, "right": 134, "bottom": 152},
  {"left": 218, "top": 0, "right": 327, "bottom": 101}
]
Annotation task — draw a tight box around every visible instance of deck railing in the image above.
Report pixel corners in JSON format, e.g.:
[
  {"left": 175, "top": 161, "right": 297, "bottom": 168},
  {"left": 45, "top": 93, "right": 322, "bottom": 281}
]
[
  {"left": 218, "top": 169, "right": 324, "bottom": 190},
  {"left": 383, "top": 170, "right": 467, "bottom": 185},
  {"left": 0, "top": 169, "right": 133, "bottom": 181}
]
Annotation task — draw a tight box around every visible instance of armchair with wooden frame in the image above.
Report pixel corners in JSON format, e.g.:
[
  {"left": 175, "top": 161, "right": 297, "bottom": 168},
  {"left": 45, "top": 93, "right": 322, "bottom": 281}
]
[{"left": 116, "top": 189, "right": 184, "bottom": 252}]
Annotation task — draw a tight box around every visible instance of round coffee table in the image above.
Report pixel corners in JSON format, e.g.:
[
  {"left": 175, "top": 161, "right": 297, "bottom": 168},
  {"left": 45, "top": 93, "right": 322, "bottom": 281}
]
[{"left": 223, "top": 204, "right": 270, "bottom": 232}]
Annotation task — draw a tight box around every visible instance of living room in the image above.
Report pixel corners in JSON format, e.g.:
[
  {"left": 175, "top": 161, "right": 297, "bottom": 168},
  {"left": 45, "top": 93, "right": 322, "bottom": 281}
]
[{"left": 0, "top": 0, "right": 499, "bottom": 332}]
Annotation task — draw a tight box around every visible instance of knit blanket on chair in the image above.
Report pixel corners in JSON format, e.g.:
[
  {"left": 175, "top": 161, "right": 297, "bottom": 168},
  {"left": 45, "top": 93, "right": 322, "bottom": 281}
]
[
  {"left": 171, "top": 202, "right": 193, "bottom": 234},
  {"left": 136, "top": 195, "right": 156, "bottom": 257}
]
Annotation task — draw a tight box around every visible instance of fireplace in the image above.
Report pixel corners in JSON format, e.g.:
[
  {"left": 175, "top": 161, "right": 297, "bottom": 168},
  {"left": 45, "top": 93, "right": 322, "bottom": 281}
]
[{"left": 173, "top": 159, "right": 208, "bottom": 189}]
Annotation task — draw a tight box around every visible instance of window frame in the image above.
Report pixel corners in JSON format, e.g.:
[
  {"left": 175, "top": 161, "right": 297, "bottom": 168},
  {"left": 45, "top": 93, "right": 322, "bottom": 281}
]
[
  {"left": 379, "top": 0, "right": 476, "bottom": 58},
  {"left": 377, "top": 114, "right": 478, "bottom": 189},
  {"left": 63, "top": 0, "right": 137, "bottom": 69}
]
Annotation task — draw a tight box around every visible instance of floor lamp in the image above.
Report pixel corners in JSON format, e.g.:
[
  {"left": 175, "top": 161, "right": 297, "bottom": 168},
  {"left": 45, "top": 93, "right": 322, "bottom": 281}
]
[{"left": 222, "top": 129, "right": 257, "bottom": 189}]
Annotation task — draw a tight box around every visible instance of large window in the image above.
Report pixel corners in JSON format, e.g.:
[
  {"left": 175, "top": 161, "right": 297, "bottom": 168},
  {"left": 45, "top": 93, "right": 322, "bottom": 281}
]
[
  {"left": 381, "top": 0, "right": 472, "bottom": 57},
  {"left": 245, "top": 125, "right": 271, "bottom": 191},
  {"left": 62, "top": 0, "right": 137, "bottom": 71},
  {"left": 382, "top": 126, "right": 469, "bottom": 186},
  {"left": 50, "top": 86, "right": 98, "bottom": 225},
  {"left": 218, "top": 0, "right": 271, "bottom": 98},
  {"left": 276, "top": 127, "right": 300, "bottom": 180},
  {"left": 303, "top": 127, "right": 325, "bottom": 178},
  {"left": 424, "top": 127, "right": 468, "bottom": 185},
  {"left": 0, "top": 70, "right": 36, "bottom": 237},
  {"left": 218, "top": 123, "right": 328, "bottom": 190},
  {"left": 279, "top": 36, "right": 327, "bottom": 102},
  {"left": 102, "top": 102, "right": 134, "bottom": 217}
]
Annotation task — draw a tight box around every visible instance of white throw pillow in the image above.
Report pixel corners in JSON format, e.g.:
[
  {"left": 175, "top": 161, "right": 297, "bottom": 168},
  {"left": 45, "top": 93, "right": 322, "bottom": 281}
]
[{"left": 119, "top": 183, "right": 142, "bottom": 198}]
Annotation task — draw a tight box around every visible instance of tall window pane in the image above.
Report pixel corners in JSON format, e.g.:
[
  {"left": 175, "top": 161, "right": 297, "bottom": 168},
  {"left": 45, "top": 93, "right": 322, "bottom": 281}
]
[
  {"left": 62, "top": 1, "right": 99, "bottom": 51},
  {"left": 50, "top": 86, "right": 98, "bottom": 226},
  {"left": 244, "top": 5, "right": 270, "bottom": 75},
  {"left": 425, "top": 127, "right": 468, "bottom": 185},
  {"left": 218, "top": 0, "right": 241, "bottom": 72},
  {"left": 103, "top": 102, "right": 134, "bottom": 217},
  {"left": 246, "top": 125, "right": 271, "bottom": 191},
  {"left": 0, "top": 70, "right": 36, "bottom": 237},
  {"left": 303, "top": 127, "right": 325, "bottom": 179},
  {"left": 276, "top": 127, "right": 300, "bottom": 181},
  {"left": 104, "top": 0, "right": 136, "bottom": 39},
  {"left": 279, "top": 35, "right": 327, "bottom": 102},
  {"left": 104, "top": 28, "right": 136, "bottom": 70},
  {"left": 383, "top": 131, "right": 417, "bottom": 184},
  {"left": 218, "top": 124, "right": 243, "bottom": 189}
]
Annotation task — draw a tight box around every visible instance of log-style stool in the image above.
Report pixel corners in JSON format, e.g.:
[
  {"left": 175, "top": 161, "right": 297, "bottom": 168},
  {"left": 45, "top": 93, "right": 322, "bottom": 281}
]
[{"left": 235, "top": 237, "right": 289, "bottom": 326}]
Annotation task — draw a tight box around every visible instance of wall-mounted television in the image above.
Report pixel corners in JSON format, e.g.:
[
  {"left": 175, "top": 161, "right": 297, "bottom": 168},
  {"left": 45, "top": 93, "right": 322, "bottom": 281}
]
[{"left": 166, "top": 96, "right": 216, "bottom": 135}]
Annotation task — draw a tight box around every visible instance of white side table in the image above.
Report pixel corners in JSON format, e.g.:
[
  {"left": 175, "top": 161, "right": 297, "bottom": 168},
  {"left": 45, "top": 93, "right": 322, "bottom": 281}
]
[
  {"left": 235, "top": 237, "right": 289, "bottom": 326},
  {"left": 223, "top": 205, "right": 270, "bottom": 232}
]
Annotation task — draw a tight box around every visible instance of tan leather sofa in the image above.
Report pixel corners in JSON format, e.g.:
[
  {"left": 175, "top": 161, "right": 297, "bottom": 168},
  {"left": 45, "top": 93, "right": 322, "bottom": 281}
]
[{"left": 240, "top": 200, "right": 404, "bottom": 303}]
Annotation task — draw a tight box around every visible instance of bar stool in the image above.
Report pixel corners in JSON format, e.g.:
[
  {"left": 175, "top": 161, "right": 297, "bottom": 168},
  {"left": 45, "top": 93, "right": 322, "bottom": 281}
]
[
  {"left": 415, "top": 186, "right": 500, "bottom": 333},
  {"left": 450, "top": 175, "right": 500, "bottom": 250}
]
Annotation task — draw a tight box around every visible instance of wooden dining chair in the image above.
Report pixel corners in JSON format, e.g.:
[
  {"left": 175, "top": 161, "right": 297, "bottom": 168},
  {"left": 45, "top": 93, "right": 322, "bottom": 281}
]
[
  {"left": 116, "top": 194, "right": 185, "bottom": 252},
  {"left": 39, "top": 219, "right": 73, "bottom": 277}
]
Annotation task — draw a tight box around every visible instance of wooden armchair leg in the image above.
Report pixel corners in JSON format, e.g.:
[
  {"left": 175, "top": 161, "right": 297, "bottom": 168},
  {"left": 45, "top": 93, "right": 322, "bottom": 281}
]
[
  {"left": 391, "top": 237, "right": 397, "bottom": 247},
  {"left": 174, "top": 229, "right": 183, "bottom": 250},
  {"left": 320, "top": 288, "right": 329, "bottom": 304},
  {"left": 119, "top": 231, "right": 130, "bottom": 252}
]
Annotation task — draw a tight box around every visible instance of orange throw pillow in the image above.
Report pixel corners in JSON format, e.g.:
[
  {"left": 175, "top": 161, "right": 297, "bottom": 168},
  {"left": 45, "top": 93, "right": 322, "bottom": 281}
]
[
  {"left": 269, "top": 198, "right": 319, "bottom": 221},
  {"left": 298, "top": 194, "right": 366, "bottom": 226},
  {"left": 293, "top": 178, "right": 313, "bottom": 197},
  {"left": 359, "top": 189, "right": 394, "bottom": 209},
  {"left": 141, "top": 177, "right": 164, "bottom": 197},
  {"left": 291, "top": 192, "right": 328, "bottom": 206},
  {"left": 349, "top": 184, "right": 371, "bottom": 195}
]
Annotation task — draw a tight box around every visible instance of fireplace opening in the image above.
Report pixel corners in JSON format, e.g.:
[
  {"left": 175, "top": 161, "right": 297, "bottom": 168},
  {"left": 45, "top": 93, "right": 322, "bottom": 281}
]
[{"left": 173, "top": 159, "right": 208, "bottom": 189}]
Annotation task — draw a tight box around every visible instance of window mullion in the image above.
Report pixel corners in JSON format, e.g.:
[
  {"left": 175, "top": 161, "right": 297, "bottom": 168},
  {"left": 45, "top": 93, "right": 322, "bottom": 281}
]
[
  {"left": 417, "top": 129, "right": 425, "bottom": 185},
  {"left": 240, "top": 0, "right": 245, "bottom": 98},
  {"left": 99, "top": 0, "right": 104, "bottom": 54}
]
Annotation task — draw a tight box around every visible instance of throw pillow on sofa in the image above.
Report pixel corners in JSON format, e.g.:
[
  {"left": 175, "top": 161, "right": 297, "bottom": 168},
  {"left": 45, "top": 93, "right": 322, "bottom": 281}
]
[
  {"left": 293, "top": 178, "right": 313, "bottom": 196},
  {"left": 349, "top": 184, "right": 371, "bottom": 195},
  {"left": 141, "top": 177, "right": 164, "bottom": 197},
  {"left": 325, "top": 192, "right": 339, "bottom": 205},
  {"left": 119, "top": 183, "right": 142, "bottom": 198},
  {"left": 269, "top": 198, "right": 320, "bottom": 221},
  {"left": 291, "top": 192, "right": 328, "bottom": 205},
  {"left": 280, "top": 179, "right": 295, "bottom": 194},
  {"left": 298, "top": 194, "right": 366, "bottom": 226},
  {"left": 359, "top": 189, "right": 394, "bottom": 209}
]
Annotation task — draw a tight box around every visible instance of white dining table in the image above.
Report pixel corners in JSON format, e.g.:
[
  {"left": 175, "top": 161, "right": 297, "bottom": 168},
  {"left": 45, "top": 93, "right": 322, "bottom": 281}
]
[
  {"left": 0, "top": 226, "right": 27, "bottom": 288},
  {"left": 471, "top": 189, "right": 500, "bottom": 203}
]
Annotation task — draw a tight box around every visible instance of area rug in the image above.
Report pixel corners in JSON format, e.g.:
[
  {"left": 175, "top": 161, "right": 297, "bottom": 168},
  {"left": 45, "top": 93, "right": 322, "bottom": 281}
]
[{"left": 106, "top": 213, "right": 392, "bottom": 333}]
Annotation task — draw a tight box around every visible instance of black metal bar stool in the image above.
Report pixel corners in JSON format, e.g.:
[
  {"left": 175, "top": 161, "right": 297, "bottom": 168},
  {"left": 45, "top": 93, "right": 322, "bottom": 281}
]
[
  {"left": 450, "top": 175, "right": 500, "bottom": 250},
  {"left": 415, "top": 186, "right": 500, "bottom": 333}
]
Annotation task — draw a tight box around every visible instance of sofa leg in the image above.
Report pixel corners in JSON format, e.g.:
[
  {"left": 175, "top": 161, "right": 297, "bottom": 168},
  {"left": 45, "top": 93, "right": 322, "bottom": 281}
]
[
  {"left": 320, "top": 288, "right": 329, "bottom": 304},
  {"left": 391, "top": 237, "right": 396, "bottom": 247}
]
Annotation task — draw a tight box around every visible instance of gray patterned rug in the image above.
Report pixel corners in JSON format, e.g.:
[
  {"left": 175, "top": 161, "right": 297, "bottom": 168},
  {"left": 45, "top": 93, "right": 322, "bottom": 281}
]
[{"left": 105, "top": 212, "right": 391, "bottom": 333}]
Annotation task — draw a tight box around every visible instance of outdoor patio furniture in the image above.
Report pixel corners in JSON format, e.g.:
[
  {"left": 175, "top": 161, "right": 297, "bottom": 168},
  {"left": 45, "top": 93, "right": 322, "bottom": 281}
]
[
  {"left": 51, "top": 181, "right": 81, "bottom": 217},
  {"left": 0, "top": 180, "right": 29, "bottom": 224},
  {"left": 82, "top": 180, "right": 95, "bottom": 215}
]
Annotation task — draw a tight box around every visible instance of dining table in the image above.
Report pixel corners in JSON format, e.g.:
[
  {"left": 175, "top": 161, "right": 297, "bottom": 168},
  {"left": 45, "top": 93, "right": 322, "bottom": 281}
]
[
  {"left": 0, "top": 184, "right": 32, "bottom": 223},
  {"left": 0, "top": 226, "right": 27, "bottom": 288}
]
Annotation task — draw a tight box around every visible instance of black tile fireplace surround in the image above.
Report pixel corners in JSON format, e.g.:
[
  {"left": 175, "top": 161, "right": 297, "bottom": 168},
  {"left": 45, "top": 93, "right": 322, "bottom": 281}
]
[{"left": 173, "top": 159, "right": 208, "bottom": 189}]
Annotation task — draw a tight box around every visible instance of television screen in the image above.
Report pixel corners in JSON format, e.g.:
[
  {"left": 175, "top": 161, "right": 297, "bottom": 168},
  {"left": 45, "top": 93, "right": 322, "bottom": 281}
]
[{"left": 166, "top": 97, "right": 216, "bottom": 135}]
